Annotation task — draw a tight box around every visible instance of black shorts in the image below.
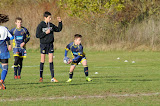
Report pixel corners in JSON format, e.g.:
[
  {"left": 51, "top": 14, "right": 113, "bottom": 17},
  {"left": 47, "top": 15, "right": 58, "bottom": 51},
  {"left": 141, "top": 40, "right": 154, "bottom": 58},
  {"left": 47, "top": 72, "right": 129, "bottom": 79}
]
[
  {"left": 0, "top": 59, "right": 8, "bottom": 64},
  {"left": 40, "top": 43, "right": 54, "bottom": 54}
]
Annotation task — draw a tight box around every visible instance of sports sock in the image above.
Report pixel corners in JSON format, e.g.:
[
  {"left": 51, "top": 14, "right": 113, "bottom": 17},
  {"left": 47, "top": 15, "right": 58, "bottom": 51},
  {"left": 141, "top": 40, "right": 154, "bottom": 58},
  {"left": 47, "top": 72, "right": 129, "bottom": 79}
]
[
  {"left": 69, "top": 72, "right": 73, "bottom": 79},
  {"left": 18, "top": 66, "right": 22, "bottom": 76},
  {"left": 84, "top": 66, "right": 88, "bottom": 77},
  {"left": 1, "top": 65, "right": 8, "bottom": 81},
  {"left": 14, "top": 56, "right": 19, "bottom": 76},
  {"left": 40, "top": 62, "right": 44, "bottom": 78},
  {"left": 0, "top": 63, "right": 2, "bottom": 70},
  {"left": 14, "top": 65, "right": 18, "bottom": 76},
  {"left": 18, "top": 58, "right": 23, "bottom": 76},
  {"left": 49, "top": 62, "right": 54, "bottom": 78}
]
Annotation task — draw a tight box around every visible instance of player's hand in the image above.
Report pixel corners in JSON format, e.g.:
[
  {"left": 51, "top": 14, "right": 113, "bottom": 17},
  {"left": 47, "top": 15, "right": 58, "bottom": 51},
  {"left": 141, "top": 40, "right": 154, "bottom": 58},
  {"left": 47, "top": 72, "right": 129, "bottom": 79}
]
[
  {"left": 20, "top": 42, "right": 25, "bottom": 48},
  {"left": 57, "top": 17, "right": 61, "bottom": 22},
  {"left": 46, "top": 29, "right": 50, "bottom": 34},
  {"left": 67, "top": 59, "right": 72, "bottom": 64},
  {"left": 8, "top": 45, "right": 12, "bottom": 51}
]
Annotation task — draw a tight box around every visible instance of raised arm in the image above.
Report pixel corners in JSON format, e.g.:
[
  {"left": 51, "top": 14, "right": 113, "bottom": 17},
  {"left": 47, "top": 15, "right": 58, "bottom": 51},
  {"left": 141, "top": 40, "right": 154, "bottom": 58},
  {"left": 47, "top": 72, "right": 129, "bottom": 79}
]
[{"left": 53, "top": 17, "right": 62, "bottom": 32}]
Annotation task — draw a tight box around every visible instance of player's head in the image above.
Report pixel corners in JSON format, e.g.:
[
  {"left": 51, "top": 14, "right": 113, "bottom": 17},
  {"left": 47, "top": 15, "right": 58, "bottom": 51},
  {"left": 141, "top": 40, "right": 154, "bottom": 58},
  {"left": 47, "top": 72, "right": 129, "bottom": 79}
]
[
  {"left": 0, "top": 14, "right": 9, "bottom": 24},
  {"left": 15, "top": 17, "right": 22, "bottom": 28},
  {"left": 44, "top": 11, "right": 51, "bottom": 23},
  {"left": 74, "top": 34, "right": 82, "bottom": 45}
]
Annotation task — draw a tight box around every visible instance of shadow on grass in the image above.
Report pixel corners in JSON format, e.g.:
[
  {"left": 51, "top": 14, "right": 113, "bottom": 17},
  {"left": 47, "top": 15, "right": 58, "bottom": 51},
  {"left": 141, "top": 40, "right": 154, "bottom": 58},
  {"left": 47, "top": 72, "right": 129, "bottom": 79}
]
[
  {"left": 7, "top": 82, "right": 51, "bottom": 85},
  {"left": 91, "top": 75, "right": 160, "bottom": 83}
]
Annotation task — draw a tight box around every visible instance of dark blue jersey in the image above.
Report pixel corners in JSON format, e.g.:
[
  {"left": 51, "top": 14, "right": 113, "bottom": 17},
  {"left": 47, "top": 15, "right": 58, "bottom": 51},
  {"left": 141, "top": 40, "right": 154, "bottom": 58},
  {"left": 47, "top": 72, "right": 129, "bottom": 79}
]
[
  {"left": 10, "top": 27, "right": 30, "bottom": 48},
  {"left": 65, "top": 42, "right": 85, "bottom": 62}
]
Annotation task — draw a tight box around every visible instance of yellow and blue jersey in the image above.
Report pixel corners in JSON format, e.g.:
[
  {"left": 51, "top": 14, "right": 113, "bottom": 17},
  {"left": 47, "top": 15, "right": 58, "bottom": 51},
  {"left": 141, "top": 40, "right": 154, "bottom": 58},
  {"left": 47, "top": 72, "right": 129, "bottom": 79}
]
[
  {"left": 65, "top": 42, "right": 86, "bottom": 63},
  {"left": 10, "top": 27, "right": 30, "bottom": 48}
]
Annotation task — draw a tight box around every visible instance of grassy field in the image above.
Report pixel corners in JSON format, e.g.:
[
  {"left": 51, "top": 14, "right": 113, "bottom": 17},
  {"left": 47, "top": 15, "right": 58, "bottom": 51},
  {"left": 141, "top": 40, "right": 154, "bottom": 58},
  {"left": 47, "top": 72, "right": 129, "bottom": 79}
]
[{"left": 1, "top": 49, "right": 160, "bottom": 105}]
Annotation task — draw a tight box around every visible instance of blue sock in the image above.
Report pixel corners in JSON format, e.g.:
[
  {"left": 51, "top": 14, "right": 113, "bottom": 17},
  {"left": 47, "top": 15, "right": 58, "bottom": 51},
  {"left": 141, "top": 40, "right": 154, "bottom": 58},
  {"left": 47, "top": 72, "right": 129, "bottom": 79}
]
[
  {"left": 1, "top": 65, "right": 8, "bottom": 81},
  {"left": 0, "top": 63, "right": 2, "bottom": 70}
]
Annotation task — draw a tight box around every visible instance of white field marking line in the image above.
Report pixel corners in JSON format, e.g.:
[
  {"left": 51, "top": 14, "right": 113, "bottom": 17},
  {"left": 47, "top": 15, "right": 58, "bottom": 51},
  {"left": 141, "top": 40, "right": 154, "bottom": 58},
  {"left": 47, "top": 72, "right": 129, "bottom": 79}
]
[
  {"left": 0, "top": 92, "right": 160, "bottom": 102},
  {"left": 20, "top": 65, "right": 120, "bottom": 69}
]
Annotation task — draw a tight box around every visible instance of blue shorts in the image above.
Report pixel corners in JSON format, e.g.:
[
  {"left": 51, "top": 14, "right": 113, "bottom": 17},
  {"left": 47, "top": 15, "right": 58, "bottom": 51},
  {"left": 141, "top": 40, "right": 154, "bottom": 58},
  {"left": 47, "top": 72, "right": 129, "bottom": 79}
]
[
  {"left": 71, "top": 57, "right": 86, "bottom": 65},
  {"left": 0, "top": 45, "right": 10, "bottom": 59},
  {"left": 40, "top": 43, "right": 54, "bottom": 54},
  {"left": 13, "top": 48, "right": 27, "bottom": 58}
]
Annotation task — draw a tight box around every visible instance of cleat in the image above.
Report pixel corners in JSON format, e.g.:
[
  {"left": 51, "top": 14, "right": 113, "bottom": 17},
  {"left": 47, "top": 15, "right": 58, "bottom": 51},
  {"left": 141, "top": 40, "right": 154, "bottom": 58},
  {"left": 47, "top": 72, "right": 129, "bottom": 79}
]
[
  {"left": 18, "top": 76, "right": 21, "bottom": 79},
  {"left": 39, "top": 77, "right": 43, "bottom": 82},
  {"left": 0, "top": 80, "right": 6, "bottom": 90},
  {"left": 86, "top": 77, "right": 92, "bottom": 82},
  {"left": 14, "top": 76, "right": 17, "bottom": 79},
  {"left": 66, "top": 78, "right": 72, "bottom": 83},
  {"left": 51, "top": 78, "right": 58, "bottom": 82}
]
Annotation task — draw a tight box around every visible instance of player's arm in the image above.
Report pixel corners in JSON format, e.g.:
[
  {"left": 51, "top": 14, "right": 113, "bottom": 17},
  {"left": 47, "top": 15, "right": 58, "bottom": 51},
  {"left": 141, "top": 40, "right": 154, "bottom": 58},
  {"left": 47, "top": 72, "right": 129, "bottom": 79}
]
[
  {"left": 24, "top": 29, "right": 30, "bottom": 44},
  {"left": 72, "top": 46, "right": 83, "bottom": 62},
  {"left": 64, "top": 44, "right": 73, "bottom": 64},
  {"left": 6, "top": 28, "right": 13, "bottom": 51},
  {"left": 6, "top": 27, "right": 14, "bottom": 40},
  {"left": 20, "top": 29, "right": 30, "bottom": 48},
  {"left": 6, "top": 40, "right": 12, "bottom": 51},
  {"left": 36, "top": 24, "right": 46, "bottom": 39},
  {"left": 64, "top": 44, "right": 70, "bottom": 57},
  {"left": 53, "top": 17, "right": 62, "bottom": 32}
]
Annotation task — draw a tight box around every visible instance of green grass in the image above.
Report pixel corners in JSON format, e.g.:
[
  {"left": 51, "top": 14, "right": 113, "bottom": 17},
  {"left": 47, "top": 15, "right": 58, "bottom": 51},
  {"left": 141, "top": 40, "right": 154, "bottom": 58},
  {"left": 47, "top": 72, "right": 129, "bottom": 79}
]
[{"left": 1, "top": 50, "right": 160, "bottom": 105}]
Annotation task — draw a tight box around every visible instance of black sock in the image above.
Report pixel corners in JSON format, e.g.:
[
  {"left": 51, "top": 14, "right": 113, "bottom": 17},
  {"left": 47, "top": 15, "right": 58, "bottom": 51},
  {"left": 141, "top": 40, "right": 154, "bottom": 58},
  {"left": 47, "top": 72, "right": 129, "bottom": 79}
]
[
  {"left": 84, "top": 67, "right": 88, "bottom": 77},
  {"left": 69, "top": 72, "right": 73, "bottom": 79},
  {"left": 50, "top": 62, "right": 54, "bottom": 78},
  {"left": 18, "top": 66, "right": 22, "bottom": 76},
  {"left": 14, "top": 65, "right": 18, "bottom": 76},
  {"left": 40, "top": 62, "right": 44, "bottom": 78},
  {"left": 18, "top": 58, "right": 23, "bottom": 76}
]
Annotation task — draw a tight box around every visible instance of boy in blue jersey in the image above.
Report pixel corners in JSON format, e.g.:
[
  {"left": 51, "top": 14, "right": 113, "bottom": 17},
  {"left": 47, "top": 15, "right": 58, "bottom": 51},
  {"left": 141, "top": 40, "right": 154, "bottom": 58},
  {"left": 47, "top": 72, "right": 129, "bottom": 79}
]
[
  {"left": 10, "top": 17, "right": 30, "bottom": 79},
  {"left": 0, "top": 14, "right": 14, "bottom": 89},
  {"left": 64, "top": 34, "right": 92, "bottom": 82}
]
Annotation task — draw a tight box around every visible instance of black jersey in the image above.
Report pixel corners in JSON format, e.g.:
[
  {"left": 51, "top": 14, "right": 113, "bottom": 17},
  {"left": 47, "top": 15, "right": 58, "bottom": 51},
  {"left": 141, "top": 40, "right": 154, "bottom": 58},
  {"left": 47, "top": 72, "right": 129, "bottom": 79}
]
[{"left": 36, "top": 21, "right": 62, "bottom": 44}]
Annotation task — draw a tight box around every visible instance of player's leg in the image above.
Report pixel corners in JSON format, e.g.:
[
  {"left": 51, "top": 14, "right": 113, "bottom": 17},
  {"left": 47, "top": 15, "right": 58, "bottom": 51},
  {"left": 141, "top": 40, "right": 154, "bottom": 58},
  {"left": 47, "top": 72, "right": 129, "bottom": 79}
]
[
  {"left": 48, "top": 44, "right": 58, "bottom": 82},
  {"left": 0, "top": 63, "right": 2, "bottom": 70},
  {"left": 39, "top": 44, "right": 46, "bottom": 82},
  {"left": 18, "top": 58, "right": 23, "bottom": 79},
  {"left": 48, "top": 53, "right": 54, "bottom": 80},
  {"left": 81, "top": 58, "right": 92, "bottom": 81},
  {"left": 39, "top": 53, "right": 45, "bottom": 82},
  {"left": 14, "top": 56, "right": 19, "bottom": 79},
  {"left": 49, "top": 53, "right": 58, "bottom": 82},
  {"left": 66, "top": 64, "right": 76, "bottom": 82},
  {"left": 0, "top": 59, "right": 9, "bottom": 89},
  {"left": 17, "top": 48, "right": 26, "bottom": 79},
  {"left": 13, "top": 48, "right": 20, "bottom": 79}
]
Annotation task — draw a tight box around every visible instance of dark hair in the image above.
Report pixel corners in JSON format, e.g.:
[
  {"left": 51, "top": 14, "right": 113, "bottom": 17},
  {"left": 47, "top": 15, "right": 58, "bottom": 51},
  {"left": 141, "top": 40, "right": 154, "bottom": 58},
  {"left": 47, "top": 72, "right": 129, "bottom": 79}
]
[
  {"left": 44, "top": 11, "right": 51, "bottom": 17},
  {"left": 74, "top": 34, "right": 82, "bottom": 39},
  {"left": 15, "top": 17, "right": 22, "bottom": 22},
  {"left": 0, "top": 14, "right": 9, "bottom": 23}
]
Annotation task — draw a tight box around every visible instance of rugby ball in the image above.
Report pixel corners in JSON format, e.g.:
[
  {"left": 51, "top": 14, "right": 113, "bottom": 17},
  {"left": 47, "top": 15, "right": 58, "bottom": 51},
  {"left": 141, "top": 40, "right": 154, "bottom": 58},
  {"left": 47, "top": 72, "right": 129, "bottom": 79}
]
[{"left": 63, "top": 57, "right": 70, "bottom": 64}]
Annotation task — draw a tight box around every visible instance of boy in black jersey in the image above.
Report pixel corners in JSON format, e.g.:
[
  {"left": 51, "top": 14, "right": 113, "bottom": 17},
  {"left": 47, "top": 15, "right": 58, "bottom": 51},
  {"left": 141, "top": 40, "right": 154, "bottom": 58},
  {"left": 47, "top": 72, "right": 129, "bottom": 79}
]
[{"left": 36, "top": 11, "right": 62, "bottom": 82}]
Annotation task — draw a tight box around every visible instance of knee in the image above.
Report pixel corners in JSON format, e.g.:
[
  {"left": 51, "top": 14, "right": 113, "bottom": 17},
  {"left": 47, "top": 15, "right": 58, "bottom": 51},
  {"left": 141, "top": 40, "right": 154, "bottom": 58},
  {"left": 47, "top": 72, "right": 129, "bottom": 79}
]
[{"left": 2, "top": 65, "right": 8, "bottom": 71}]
